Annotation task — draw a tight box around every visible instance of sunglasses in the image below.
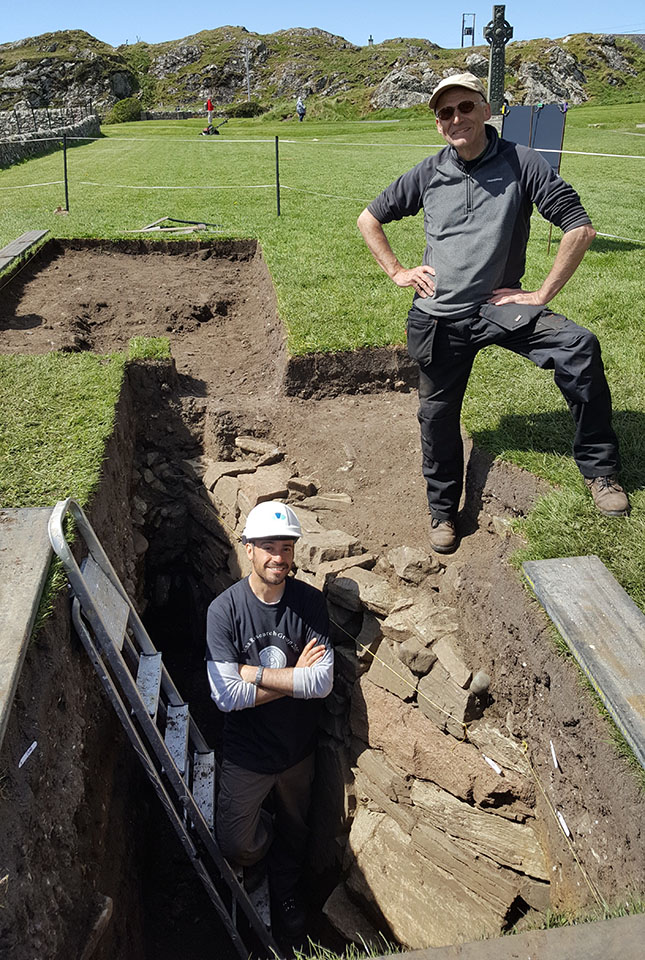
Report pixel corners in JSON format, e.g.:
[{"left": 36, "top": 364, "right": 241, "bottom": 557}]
[{"left": 435, "top": 99, "right": 485, "bottom": 121}]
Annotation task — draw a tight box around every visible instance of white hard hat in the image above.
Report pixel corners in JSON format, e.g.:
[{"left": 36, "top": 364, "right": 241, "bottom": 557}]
[{"left": 242, "top": 501, "right": 302, "bottom": 542}]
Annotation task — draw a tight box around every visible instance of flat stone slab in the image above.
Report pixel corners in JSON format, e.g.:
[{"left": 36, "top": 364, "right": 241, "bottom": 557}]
[
  {"left": 0, "top": 508, "right": 53, "bottom": 747},
  {"left": 523, "top": 555, "right": 645, "bottom": 769},
  {"left": 375, "top": 912, "right": 645, "bottom": 960}
]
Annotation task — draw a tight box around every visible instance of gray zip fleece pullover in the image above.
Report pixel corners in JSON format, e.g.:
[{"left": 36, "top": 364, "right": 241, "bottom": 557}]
[{"left": 367, "top": 125, "right": 591, "bottom": 319}]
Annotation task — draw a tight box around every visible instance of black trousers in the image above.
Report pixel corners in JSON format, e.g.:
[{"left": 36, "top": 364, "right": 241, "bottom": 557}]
[
  {"left": 409, "top": 306, "right": 620, "bottom": 520},
  {"left": 216, "top": 753, "right": 314, "bottom": 901}
]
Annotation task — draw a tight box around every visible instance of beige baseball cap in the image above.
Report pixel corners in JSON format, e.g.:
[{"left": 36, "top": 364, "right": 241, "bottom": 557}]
[{"left": 429, "top": 72, "right": 488, "bottom": 111}]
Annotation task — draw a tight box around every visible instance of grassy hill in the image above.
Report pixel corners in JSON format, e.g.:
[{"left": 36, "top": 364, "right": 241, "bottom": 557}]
[{"left": 1, "top": 26, "right": 644, "bottom": 115}]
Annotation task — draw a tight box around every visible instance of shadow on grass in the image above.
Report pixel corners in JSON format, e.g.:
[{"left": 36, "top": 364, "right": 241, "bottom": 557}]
[
  {"left": 468, "top": 408, "right": 644, "bottom": 494},
  {"left": 591, "top": 237, "right": 645, "bottom": 254}
]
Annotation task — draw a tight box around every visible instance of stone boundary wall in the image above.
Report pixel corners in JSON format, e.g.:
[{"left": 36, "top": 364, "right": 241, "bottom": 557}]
[
  {"left": 0, "top": 116, "right": 100, "bottom": 168},
  {"left": 140, "top": 110, "right": 202, "bottom": 121},
  {"left": 132, "top": 412, "right": 552, "bottom": 951}
]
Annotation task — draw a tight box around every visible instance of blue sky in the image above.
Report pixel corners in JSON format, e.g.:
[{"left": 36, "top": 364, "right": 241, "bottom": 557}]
[{"left": 3, "top": 1, "right": 644, "bottom": 49}]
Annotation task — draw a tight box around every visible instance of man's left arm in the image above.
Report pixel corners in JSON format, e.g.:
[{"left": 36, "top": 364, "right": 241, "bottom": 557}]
[
  {"left": 489, "top": 223, "right": 596, "bottom": 306},
  {"left": 238, "top": 637, "right": 334, "bottom": 699}
]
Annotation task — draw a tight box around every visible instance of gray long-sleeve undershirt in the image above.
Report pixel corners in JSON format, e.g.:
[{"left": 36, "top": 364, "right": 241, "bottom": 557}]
[{"left": 206, "top": 646, "right": 334, "bottom": 712}]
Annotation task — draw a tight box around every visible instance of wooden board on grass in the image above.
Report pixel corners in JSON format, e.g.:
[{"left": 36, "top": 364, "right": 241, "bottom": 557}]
[
  {"left": 523, "top": 555, "right": 645, "bottom": 769},
  {"left": 0, "top": 230, "right": 49, "bottom": 271}
]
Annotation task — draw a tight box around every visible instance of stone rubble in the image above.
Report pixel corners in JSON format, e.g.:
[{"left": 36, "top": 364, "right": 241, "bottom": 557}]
[{"left": 131, "top": 431, "right": 550, "bottom": 949}]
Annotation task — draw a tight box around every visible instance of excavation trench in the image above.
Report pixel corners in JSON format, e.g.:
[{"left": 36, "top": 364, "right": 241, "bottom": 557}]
[{"left": 1, "top": 242, "right": 644, "bottom": 959}]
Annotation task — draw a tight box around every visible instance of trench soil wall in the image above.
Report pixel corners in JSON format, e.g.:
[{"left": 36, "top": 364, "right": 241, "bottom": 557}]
[
  {"left": 0, "top": 365, "right": 151, "bottom": 960},
  {"left": 1, "top": 238, "right": 644, "bottom": 955}
]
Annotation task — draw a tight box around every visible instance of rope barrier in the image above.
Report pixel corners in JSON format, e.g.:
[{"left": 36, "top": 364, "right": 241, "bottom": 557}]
[
  {"left": 537, "top": 147, "right": 645, "bottom": 160},
  {"left": 529, "top": 213, "right": 645, "bottom": 246},
  {"left": 595, "top": 231, "right": 645, "bottom": 244},
  {"left": 2, "top": 134, "right": 642, "bottom": 160},
  {"left": 22, "top": 136, "right": 276, "bottom": 144},
  {"left": 0, "top": 180, "right": 64, "bottom": 190},
  {"left": 75, "top": 180, "right": 275, "bottom": 191},
  {"left": 281, "top": 185, "right": 370, "bottom": 203}
]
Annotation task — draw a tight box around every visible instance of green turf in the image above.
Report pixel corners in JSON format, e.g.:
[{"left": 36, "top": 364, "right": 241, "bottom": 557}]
[
  {"left": 0, "top": 353, "right": 126, "bottom": 507},
  {"left": 0, "top": 105, "right": 643, "bottom": 608}
]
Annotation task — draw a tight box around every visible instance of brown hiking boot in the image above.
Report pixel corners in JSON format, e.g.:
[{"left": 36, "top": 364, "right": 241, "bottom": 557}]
[
  {"left": 584, "top": 475, "right": 630, "bottom": 517},
  {"left": 429, "top": 517, "right": 458, "bottom": 554}
]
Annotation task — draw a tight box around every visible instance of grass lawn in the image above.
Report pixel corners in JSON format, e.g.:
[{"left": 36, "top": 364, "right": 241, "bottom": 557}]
[{"left": 0, "top": 104, "right": 644, "bottom": 608}]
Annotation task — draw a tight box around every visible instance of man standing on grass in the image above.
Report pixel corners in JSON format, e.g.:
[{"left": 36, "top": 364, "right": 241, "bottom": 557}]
[
  {"left": 358, "top": 73, "right": 629, "bottom": 554},
  {"left": 206, "top": 500, "right": 333, "bottom": 941}
]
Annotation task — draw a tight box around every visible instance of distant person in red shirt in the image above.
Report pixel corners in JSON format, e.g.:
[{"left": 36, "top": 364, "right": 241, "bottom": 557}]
[{"left": 206, "top": 97, "right": 213, "bottom": 124}]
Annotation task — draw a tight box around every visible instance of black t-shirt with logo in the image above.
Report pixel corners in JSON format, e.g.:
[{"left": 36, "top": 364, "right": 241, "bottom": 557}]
[{"left": 206, "top": 576, "right": 330, "bottom": 773}]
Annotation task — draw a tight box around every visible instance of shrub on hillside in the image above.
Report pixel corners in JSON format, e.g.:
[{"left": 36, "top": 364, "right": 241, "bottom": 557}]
[
  {"left": 103, "top": 97, "right": 142, "bottom": 124},
  {"left": 225, "top": 101, "right": 265, "bottom": 118}
]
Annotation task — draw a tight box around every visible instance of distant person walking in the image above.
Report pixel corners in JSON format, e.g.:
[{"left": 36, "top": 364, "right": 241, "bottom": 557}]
[
  {"left": 206, "top": 97, "right": 214, "bottom": 124},
  {"left": 296, "top": 97, "right": 306, "bottom": 122}
]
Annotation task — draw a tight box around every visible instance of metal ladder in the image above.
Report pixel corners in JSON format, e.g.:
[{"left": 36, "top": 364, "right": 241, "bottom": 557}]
[{"left": 48, "top": 497, "right": 282, "bottom": 960}]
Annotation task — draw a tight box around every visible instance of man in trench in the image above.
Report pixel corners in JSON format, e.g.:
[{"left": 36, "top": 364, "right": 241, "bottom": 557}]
[
  {"left": 205, "top": 500, "right": 333, "bottom": 940},
  {"left": 357, "top": 73, "right": 629, "bottom": 554}
]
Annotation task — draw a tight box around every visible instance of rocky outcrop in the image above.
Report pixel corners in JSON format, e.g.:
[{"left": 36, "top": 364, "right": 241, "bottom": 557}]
[
  {"left": 592, "top": 35, "right": 638, "bottom": 73},
  {"left": 149, "top": 42, "right": 205, "bottom": 79},
  {"left": 371, "top": 62, "right": 440, "bottom": 109},
  {"left": 0, "top": 33, "right": 135, "bottom": 111},
  {"left": 465, "top": 52, "right": 489, "bottom": 77},
  {"left": 517, "top": 46, "right": 588, "bottom": 104}
]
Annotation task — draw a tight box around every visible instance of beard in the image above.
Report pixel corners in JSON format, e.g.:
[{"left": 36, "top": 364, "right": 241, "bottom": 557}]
[{"left": 253, "top": 559, "right": 290, "bottom": 585}]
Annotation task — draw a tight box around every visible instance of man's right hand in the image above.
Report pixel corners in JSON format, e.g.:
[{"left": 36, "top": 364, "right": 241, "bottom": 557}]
[
  {"left": 296, "top": 638, "right": 327, "bottom": 668},
  {"left": 392, "top": 265, "right": 435, "bottom": 298},
  {"left": 357, "top": 210, "right": 435, "bottom": 298}
]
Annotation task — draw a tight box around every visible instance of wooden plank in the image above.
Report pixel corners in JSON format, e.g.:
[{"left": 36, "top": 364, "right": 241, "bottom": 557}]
[
  {"left": 80, "top": 556, "right": 129, "bottom": 652},
  {"left": 523, "top": 555, "right": 645, "bottom": 768},
  {"left": 0, "top": 508, "right": 53, "bottom": 748},
  {"left": 0, "top": 230, "right": 49, "bottom": 271}
]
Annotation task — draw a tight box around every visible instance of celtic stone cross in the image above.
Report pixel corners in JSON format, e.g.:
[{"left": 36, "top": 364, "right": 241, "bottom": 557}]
[{"left": 483, "top": 5, "right": 513, "bottom": 114}]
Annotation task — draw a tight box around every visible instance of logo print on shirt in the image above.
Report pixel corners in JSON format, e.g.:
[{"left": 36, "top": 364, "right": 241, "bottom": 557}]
[{"left": 260, "top": 646, "right": 287, "bottom": 669}]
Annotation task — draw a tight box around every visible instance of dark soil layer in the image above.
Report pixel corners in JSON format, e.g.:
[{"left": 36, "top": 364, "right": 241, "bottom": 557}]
[{"left": 1, "top": 240, "right": 643, "bottom": 958}]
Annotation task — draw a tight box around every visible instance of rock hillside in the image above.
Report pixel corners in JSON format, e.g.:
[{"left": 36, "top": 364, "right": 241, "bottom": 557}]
[{"left": 0, "top": 26, "right": 643, "bottom": 115}]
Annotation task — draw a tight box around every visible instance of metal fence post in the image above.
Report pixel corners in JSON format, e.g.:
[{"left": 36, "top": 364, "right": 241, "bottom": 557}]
[
  {"left": 275, "top": 136, "right": 281, "bottom": 217},
  {"left": 63, "top": 134, "right": 69, "bottom": 211}
]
